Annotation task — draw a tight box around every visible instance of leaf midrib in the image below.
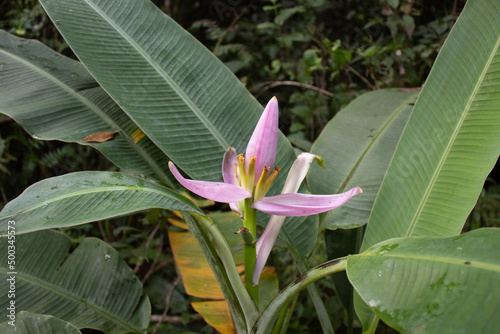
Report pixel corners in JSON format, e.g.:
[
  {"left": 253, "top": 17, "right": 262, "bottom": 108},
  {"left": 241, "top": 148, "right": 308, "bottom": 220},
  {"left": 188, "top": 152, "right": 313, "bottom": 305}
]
[
  {"left": 405, "top": 35, "right": 500, "bottom": 237},
  {"left": 338, "top": 91, "right": 418, "bottom": 193},
  {"left": 359, "top": 253, "right": 500, "bottom": 272},
  {"left": 81, "top": 0, "right": 230, "bottom": 149},
  {"left": 0, "top": 185, "right": 195, "bottom": 220}
]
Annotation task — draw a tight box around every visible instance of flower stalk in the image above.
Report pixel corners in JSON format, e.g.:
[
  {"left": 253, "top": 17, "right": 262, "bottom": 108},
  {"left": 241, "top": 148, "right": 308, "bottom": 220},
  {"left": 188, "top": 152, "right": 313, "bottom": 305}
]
[{"left": 243, "top": 198, "right": 258, "bottom": 305}]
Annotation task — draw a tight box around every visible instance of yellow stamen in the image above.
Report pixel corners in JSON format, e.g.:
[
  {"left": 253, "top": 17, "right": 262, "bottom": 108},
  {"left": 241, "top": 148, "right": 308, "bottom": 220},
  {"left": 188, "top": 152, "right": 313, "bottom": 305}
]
[
  {"left": 246, "top": 156, "right": 256, "bottom": 192},
  {"left": 238, "top": 154, "right": 247, "bottom": 190},
  {"left": 263, "top": 166, "right": 281, "bottom": 195},
  {"left": 253, "top": 166, "right": 270, "bottom": 201}
]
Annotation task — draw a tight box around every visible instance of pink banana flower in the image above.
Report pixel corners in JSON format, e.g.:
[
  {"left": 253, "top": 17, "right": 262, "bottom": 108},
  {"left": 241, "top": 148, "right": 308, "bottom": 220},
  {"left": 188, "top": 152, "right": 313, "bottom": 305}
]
[{"left": 168, "top": 97, "right": 362, "bottom": 284}]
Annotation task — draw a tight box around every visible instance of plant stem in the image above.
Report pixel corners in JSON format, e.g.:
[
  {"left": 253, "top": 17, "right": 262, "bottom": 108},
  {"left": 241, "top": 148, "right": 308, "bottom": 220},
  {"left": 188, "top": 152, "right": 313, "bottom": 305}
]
[
  {"left": 243, "top": 198, "right": 259, "bottom": 307},
  {"left": 271, "top": 299, "right": 293, "bottom": 334},
  {"left": 191, "top": 213, "right": 258, "bottom": 327},
  {"left": 182, "top": 212, "right": 250, "bottom": 333},
  {"left": 253, "top": 257, "right": 348, "bottom": 334}
]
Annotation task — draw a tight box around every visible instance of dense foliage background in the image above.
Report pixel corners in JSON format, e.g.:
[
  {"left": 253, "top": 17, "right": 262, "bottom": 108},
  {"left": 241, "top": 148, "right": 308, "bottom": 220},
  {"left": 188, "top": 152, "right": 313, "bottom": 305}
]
[{"left": 1, "top": 0, "right": 498, "bottom": 333}]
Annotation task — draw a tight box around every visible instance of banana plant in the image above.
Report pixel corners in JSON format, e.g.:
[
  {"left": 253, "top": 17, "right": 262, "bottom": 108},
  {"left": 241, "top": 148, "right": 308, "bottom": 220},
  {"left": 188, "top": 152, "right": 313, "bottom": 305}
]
[{"left": 0, "top": 0, "right": 499, "bottom": 333}]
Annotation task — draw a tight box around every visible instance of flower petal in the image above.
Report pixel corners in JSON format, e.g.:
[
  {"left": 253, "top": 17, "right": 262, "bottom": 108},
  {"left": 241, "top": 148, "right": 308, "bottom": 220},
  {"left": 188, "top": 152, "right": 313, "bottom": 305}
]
[
  {"left": 251, "top": 187, "right": 363, "bottom": 216},
  {"left": 222, "top": 147, "right": 238, "bottom": 185},
  {"left": 169, "top": 162, "right": 252, "bottom": 203},
  {"left": 245, "top": 97, "right": 279, "bottom": 180},
  {"left": 253, "top": 215, "right": 285, "bottom": 285},
  {"left": 282, "top": 153, "right": 323, "bottom": 194}
]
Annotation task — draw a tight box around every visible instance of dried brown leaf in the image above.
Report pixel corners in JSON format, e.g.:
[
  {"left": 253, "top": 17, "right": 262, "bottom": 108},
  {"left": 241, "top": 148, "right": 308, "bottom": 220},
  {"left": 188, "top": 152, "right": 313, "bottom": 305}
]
[{"left": 82, "top": 130, "right": 120, "bottom": 143}]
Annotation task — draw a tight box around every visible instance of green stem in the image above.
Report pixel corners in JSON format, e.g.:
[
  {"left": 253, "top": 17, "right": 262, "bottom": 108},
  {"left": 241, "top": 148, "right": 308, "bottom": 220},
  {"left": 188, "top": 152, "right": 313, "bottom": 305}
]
[
  {"left": 191, "top": 213, "right": 258, "bottom": 327},
  {"left": 278, "top": 295, "right": 298, "bottom": 334},
  {"left": 182, "top": 212, "right": 249, "bottom": 332},
  {"left": 243, "top": 198, "right": 259, "bottom": 307},
  {"left": 271, "top": 298, "right": 294, "bottom": 334},
  {"left": 253, "top": 257, "right": 348, "bottom": 334}
]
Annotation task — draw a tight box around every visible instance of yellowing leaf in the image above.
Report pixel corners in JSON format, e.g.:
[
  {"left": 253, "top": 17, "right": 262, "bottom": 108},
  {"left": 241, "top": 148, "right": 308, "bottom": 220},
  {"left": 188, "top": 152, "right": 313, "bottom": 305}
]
[
  {"left": 191, "top": 301, "right": 236, "bottom": 334},
  {"left": 130, "top": 128, "right": 146, "bottom": 143},
  {"left": 169, "top": 216, "right": 279, "bottom": 334},
  {"left": 167, "top": 217, "right": 189, "bottom": 231},
  {"left": 82, "top": 130, "right": 120, "bottom": 143},
  {"left": 168, "top": 230, "right": 225, "bottom": 299}
]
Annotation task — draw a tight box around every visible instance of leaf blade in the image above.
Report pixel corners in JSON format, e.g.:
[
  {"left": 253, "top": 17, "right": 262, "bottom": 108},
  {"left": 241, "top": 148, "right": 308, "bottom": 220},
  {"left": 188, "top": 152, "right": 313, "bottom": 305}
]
[
  {"left": 347, "top": 229, "right": 500, "bottom": 333},
  {"left": 0, "top": 312, "right": 82, "bottom": 334},
  {"left": 361, "top": 0, "right": 500, "bottom": 250},
  {"left": 354, "top": 1, "right": 500, "bottom": 330},
  {"left": 38, "top": 0, "right": 264, "bottom": 181},
  {"left": 0, "top": 230, "right": 149, "bottom": 333},
  {"left": 0, "top": 172, "right": 201, "bottom": 235},
  {"left": 309, "top": 89, "right": 418, "bottom": 229},
  {"left": 0, "top": 30, "right": 175, "bottom": 186}
]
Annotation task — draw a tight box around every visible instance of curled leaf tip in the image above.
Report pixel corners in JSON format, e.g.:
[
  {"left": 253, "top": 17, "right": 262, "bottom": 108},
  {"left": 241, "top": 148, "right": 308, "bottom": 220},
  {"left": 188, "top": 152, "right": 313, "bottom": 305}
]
[{"left": 314, "top": 155, "right": 325, "bottom": 168}]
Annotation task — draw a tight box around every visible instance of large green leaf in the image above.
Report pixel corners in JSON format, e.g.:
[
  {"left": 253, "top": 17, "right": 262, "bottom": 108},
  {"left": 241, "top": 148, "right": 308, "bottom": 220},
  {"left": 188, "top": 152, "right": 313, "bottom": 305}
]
[
  {"left": 0, "top": 230, "right": 150, "bottom": 333},
  {"left": 34, "top": 0, "right": 317, "bottom": 259},
  {"left": 347, "top": 228, "right": 500, "bottom": 334},
  {"left": 0, "top": 30, "right": 175, "bottom": 187},
  {"left": 361, "top": 0, "right": 500, "bottom": 250},
  {"left": 309, "top": 89, "right": 418, "bottom": 229},
  {"left": 38, "top": 0, "right": 295, "bottom": 182},
  {"left": 0, "top": 312, "right": 82, "bottom": 334},
  {"left": 355, "top": 1, "right": 500, "bottom": 330},
  {"left": 0, "top": 171, "right": 201, "bottom": 235}
]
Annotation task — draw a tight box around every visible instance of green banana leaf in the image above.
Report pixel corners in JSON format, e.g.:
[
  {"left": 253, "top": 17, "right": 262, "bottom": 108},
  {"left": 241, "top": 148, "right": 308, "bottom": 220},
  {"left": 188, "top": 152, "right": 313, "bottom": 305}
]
[
  {"left": 0, "top": 171, "right": 201, "bottom": 235},
  {"left": 0, "top": 312, "right": 82, "bottom": 334},
  {"left": 308, "top": 89, "right": 418, "bottom": 229},
  {"left": 347, "top": 228, "right": 500, "bottom": 334},
  {"left": 305, "top": 89, "right": 417, "bottom": 332},
  {"left": 307, "top": 88, "right": 417, "bottom": 331},
  {"left": 361, "top": 0, "right": 500, "bottom": 250},
  {"left": 2, "top": 0, "right": 318, "bottom": 260},
  {"left": 37, "top": 0, "right": 295, "bottom": 183},
  {"left": 0, "top": 30, "right": 175, "bottom": 187},
  {"left": 0, "top": 230, "right": 150, "bottom": 333},
  {"left": 355, "top": 0, "right": 500, "bottom": 330}
]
